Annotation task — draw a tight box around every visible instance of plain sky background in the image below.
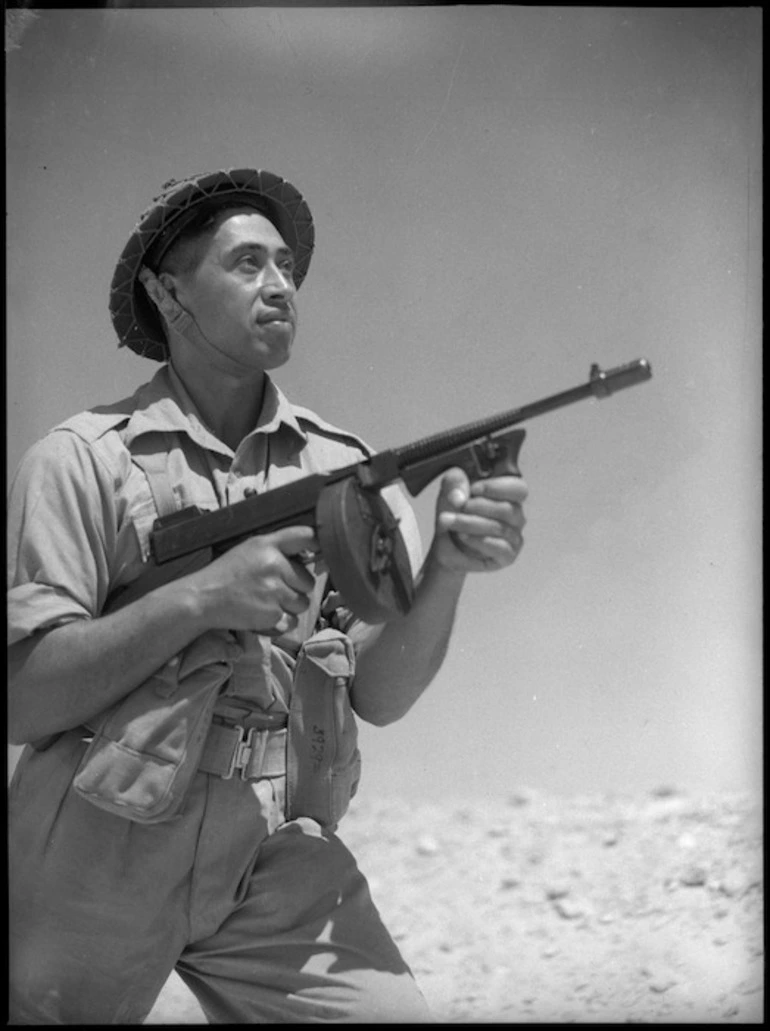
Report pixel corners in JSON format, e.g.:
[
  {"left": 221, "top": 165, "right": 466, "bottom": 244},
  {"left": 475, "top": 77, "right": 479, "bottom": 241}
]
[{"left": 6, "top": 5, "right": 762, "bottom": 804}]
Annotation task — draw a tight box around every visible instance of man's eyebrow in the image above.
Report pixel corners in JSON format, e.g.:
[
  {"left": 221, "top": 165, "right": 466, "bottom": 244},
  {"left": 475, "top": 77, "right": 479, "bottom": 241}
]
[{"left": 227, "top": 241, "right": 294, "bottom": 260}]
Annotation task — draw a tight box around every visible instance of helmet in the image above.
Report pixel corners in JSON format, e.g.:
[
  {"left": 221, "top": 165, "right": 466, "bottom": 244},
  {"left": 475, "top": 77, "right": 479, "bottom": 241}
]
[{"left": 109, "top": 168, "right": 315, "bottom": 361}]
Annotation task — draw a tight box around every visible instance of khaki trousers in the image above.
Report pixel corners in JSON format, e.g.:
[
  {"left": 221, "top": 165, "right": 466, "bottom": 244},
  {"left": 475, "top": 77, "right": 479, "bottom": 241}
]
[{"left": 8, "top": 734, "right": 432, "bottom": 1024}]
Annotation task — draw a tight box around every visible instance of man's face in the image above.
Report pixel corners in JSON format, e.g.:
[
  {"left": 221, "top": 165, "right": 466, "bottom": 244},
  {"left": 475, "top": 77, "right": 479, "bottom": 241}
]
[{"left": 162, "top": 208, "right": 298, "bottom": 372}]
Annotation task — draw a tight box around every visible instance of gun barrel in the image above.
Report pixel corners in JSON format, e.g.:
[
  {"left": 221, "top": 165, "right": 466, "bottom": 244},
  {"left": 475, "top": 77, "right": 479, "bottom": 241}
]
[
  {"left": 394, "top": 359, "right": 652, "bottom": 470},
  {"left": 589, "top": 358, "right": 653, "bottom": 397}
]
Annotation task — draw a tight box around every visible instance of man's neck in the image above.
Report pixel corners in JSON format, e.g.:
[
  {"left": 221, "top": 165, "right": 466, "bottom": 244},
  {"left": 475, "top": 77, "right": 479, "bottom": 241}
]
[{"left": 170, "top": 357, "right": 267, "bottom": 452}]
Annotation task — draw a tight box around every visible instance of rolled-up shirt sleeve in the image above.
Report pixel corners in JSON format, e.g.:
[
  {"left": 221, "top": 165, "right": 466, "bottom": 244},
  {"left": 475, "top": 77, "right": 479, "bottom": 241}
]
[{"left": 7, "top": 431, "right": 118, "bottom": 645}]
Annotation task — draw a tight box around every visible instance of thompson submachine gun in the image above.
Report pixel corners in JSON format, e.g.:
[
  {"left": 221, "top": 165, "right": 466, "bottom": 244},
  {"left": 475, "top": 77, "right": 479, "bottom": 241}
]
[{"left": 112, "top": 359, "right": 653, "bottom": 623}]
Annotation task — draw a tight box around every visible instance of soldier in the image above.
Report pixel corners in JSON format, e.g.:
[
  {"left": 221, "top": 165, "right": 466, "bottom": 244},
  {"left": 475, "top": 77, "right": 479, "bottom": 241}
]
[{"left": 8, "top": 168, "right": 527, "bottom": 1023}]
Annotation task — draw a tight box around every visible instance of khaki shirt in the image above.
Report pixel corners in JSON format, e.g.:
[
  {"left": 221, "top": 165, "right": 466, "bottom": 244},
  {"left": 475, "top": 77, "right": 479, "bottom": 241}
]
[{"left": 7, "top": 364, "right": 422, "bottom": 715}]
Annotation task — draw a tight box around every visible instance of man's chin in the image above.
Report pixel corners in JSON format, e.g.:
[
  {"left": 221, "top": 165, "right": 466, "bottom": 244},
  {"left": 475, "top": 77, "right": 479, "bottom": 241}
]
[
  {"left": 259, "top": 339, "right": 294, "bottom": 370},
  {"left": 237, "top": 323, "right": 295, "bottom": 371}
]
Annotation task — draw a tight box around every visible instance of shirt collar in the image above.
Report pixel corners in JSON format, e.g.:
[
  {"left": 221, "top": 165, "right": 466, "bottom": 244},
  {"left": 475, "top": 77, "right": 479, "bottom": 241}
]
[{"left": 121, "top": 364, "right": 308, "bottom": 456}]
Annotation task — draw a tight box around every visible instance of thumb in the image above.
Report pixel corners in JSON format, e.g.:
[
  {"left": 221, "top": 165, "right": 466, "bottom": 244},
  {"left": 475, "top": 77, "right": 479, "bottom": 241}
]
[
  {"left": 436, "top": 467, "right": 471, "bottom": 514},
  {"left": 270, "top": 524, "right": 320, "bottom": 556}
]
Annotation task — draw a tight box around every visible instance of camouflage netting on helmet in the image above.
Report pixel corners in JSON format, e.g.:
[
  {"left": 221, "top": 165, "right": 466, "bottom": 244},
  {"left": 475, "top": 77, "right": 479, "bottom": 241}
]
[{"left": 109, "top": 169, "right": 315, "bottom": 362}]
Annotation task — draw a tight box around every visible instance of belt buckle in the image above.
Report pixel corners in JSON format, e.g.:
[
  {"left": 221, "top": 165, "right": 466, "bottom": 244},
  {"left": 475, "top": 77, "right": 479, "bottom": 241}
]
[{"left": 222, "top": 725, "right": 256, "bottom": 781}]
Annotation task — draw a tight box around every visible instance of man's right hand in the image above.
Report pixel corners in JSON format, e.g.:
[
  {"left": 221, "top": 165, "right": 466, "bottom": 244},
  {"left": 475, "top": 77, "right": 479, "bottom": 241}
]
[{"left": 185, "top": 525, "right": 319, "bottom": 634}]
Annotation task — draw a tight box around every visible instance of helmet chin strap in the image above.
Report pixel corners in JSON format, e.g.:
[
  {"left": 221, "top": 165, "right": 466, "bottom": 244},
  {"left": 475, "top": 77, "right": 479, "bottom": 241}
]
[{"left": 138, "top": 266, "right": 254, "bottom": 377}]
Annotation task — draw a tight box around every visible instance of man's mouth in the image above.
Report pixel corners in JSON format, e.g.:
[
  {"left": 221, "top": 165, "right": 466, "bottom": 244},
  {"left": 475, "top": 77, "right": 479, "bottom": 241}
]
[{"left": 258, "top": 311, "right": 293, "bottom": 326}]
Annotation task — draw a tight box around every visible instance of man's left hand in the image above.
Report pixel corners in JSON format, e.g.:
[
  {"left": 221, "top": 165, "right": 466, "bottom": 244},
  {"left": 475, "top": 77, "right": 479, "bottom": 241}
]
[{"left": 431, "top": 468, "right": 528, "bottom": 573}]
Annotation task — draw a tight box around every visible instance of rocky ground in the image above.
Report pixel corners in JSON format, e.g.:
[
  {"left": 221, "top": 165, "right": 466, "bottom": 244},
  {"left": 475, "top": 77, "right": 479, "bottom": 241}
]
[{"left": 146, "top": 787, "right": 763, "bottom": 1024}]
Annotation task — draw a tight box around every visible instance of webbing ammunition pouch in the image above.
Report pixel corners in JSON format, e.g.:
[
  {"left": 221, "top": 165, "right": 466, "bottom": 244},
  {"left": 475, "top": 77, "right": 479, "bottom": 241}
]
[
  {"left": 72, "top": 630, "right": 241, "bottom": 823},
  {"left": 71, "top": 627, "right": 360, "bottom": 829},
  {"left": 286, "top": 627, "right": 360, "bottom": 831}
]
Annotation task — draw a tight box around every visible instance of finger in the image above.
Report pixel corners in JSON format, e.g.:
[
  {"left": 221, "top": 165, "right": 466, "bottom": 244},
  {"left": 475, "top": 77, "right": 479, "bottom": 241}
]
[
  {"left": 297, "top": 548, "right": 319, "bottom": 566},
  {"left": 469, "top": 476, "right": 529, "bottom": 504},
  {"left": 264, "top": 610, "right": 300, "bottom": 638},
  {"left": 436, "top": 468, "right": 472, "bottom": 513},
  {"left": 454, "top": 495, "right": 527, "bottom": 530},
  {"left": 279, "top": 587, "right": 312, "bottom": 616},
  {"left": 438, "top": 510, "right": 523, "bottom": 541},
  {"left": 452, "top": 530, "right": 524, "bottom": 565},
  {"left": 270, "top": 526, "right": 320, "bottom": 556},
  {"left": 282, "top": 557, "right": 316, "bottom": 595}
]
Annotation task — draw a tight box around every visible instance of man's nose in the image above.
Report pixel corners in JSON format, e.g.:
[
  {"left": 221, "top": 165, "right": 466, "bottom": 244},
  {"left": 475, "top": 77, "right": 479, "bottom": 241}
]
[{"left": 260, "top": 262, "right": 296, "bottom": 300}]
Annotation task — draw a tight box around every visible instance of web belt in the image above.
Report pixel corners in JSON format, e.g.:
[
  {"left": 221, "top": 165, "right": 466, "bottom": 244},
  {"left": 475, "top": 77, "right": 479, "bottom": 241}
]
[{"left": 198, "top": 710, "right": 288, "bottom": 781}]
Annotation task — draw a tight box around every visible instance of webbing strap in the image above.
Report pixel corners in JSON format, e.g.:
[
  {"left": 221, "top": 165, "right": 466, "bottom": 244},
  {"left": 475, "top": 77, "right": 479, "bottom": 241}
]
[
  {"left": 30, "top": 434, "right": 179, "bottom": 755},
  {"left": 211, "top": 703, "right": 289, "bottom": 729},
  {"left": 129, "top": 432, "right": 179, "bottom": 519}
]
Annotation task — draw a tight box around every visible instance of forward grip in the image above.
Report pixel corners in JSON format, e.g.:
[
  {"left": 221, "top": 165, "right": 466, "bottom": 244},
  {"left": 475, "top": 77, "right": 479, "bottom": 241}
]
[
  {"left": 488, "top": 428, "right": 526, "bottom": 478},
  {"left": 456, "top": 427, "right": 526, "bottom": 483}
]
